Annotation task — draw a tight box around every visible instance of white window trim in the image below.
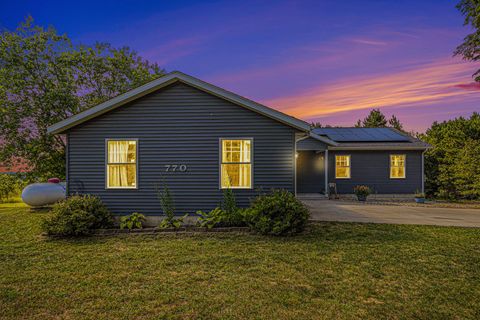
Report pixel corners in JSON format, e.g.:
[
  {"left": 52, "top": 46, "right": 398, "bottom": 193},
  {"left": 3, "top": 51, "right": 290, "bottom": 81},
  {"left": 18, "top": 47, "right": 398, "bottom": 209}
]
[
  {"left": 390, "top": 154, "right": 406, "bottom": 179},
  {"left": 219, "top": 138, "right": 253, "bottom": 190},
  {"left": 105, "top": 138, "right": 139, "bottom": 189},
  {"left": 335, "top": 154, "right": 351, "bottom": 179}
]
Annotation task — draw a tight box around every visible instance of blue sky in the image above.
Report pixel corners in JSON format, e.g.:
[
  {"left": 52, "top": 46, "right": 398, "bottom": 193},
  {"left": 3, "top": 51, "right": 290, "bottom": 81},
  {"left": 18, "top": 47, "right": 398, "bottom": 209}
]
[{"left": 2, "top": 0, "right": 478, "bottom": 131}]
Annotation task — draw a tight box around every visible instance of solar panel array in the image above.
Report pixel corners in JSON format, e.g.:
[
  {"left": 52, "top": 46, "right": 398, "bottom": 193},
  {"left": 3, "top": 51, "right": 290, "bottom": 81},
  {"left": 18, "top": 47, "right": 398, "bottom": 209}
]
[{"left": 312, "top": 128, "right": 410, "bottom": 142}]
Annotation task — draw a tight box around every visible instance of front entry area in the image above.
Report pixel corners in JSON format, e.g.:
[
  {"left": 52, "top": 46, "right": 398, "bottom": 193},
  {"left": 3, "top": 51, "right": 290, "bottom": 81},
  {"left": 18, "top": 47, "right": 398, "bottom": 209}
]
[{"left": 296, "top": 151, "right": 326, "bottom": 194}]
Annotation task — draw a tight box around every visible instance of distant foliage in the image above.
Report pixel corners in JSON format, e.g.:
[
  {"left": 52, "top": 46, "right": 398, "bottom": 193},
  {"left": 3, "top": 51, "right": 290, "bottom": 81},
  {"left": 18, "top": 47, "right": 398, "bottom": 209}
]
[
  {"left": 355, "top": 108, "right": 405, "bottom": 132},
  {"left": 42, "top": 195, "right": 114, "bottom": 236},
  {"left": 455, "top": 0, "right": 480, "bottom": 81},
  {"left": 245, "top": 189, "right": 310, "bottom": 236},
  {"left": 120, "top": 212, "right": 146, "bottom": 230},
  {"left": 421, "top": 113, "right": 480, "bottom": 199},
  {"left": 0, "top": 17, "right": 165, "bottom": 180}
]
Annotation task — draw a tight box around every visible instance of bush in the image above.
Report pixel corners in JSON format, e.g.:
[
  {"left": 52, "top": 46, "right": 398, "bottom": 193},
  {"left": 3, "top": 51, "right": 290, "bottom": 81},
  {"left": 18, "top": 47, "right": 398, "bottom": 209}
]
[
  {"left": 120, "top": 212, "right": 146, "bottom": 230},
  {"left": 42, "top": 195, "right": 113, "bottom": 236},
  {"left": 245, "top": 189, "right": 309, "bottom": 236},
  {"left": 0, "top": 174, "right": 23, "bottom": 202}
]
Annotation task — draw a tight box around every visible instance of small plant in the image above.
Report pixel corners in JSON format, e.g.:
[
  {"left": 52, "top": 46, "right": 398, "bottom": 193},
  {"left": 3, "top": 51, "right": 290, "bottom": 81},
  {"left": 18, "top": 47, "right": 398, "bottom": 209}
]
[
  {"left": 196, "top": 207, "right": 226, "bottom": 229},
  {"left": 120, "top": 212, "right": 146, "bottom": 230},
  {"left": 353, "top": 185, "right": 371, "bottom": 201},
  {"left": 220, "top": 188, "right": 245, "bottom": 226},
  {"left": 414, "top": 190, "right": 426, "bottom": 203},
  {"left": 155, "top": 182, "right": 186, "bottom": 229},
  {"left": 42, "top": 195, "right": 113, "bottom": 236},
  {"left": 245, "top": 189, "right": 309, "bottom": 236},
  {"left": 414, "top": 190, "right": 425, "bottom": 198}
]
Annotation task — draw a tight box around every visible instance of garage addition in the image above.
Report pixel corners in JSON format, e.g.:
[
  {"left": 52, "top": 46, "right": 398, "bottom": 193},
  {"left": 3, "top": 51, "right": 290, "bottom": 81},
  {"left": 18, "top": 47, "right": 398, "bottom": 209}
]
[{"left": 48, "top": 71, "right": 429, "bottom": 215}]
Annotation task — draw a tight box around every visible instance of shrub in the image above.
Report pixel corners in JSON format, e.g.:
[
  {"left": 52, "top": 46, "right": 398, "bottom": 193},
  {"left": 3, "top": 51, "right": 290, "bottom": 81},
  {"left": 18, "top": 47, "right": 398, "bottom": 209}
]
[
  {"left": 353, "top": 185, "right": 371, "bottom": 197},
  {"left": 42, "top": 195, "right": 113, "bottom": 236},
  {"left": 0, "top": 174, "right": 23, "bottom": 202},
  {"left": 120, "top": 212, "right": 146, "bottom": 230},
  {"left": 245, "top": 189, "right": 309, "bottom": 236}
]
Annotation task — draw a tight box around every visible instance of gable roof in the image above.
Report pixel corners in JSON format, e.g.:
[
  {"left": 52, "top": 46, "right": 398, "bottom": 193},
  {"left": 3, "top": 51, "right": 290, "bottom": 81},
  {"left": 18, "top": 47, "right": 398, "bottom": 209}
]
[
  {"left": 310, "top": 127, "right": 430, "bottom": 150},
  {"left": 47, "top": 71, "right": 311, "bottom": 134}
]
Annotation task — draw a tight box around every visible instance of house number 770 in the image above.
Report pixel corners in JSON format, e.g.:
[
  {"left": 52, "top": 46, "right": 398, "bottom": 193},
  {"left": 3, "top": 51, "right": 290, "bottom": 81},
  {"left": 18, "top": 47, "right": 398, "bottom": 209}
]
[{"left": 165, "top": 164, "right": 187, "bottom": 172}]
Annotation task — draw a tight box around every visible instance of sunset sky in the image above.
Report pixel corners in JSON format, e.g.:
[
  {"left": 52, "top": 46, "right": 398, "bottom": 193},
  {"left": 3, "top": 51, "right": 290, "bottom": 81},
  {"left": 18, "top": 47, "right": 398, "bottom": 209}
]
[{"left": 2, "top": 0, "right": 479, "bottom": 132}]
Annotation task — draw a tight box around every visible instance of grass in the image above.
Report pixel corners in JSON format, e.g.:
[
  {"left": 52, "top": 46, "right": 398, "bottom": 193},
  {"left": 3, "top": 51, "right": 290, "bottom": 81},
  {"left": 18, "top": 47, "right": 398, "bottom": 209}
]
[{"left": 1, "top": 204, "right": 480, "bottom": 319}]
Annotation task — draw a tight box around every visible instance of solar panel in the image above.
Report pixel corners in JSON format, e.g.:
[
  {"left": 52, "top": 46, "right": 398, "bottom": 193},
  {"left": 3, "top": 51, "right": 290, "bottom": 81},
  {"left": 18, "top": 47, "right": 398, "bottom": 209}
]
[{"left": 312, "top": 128, "right": 410, "bottom": 142}]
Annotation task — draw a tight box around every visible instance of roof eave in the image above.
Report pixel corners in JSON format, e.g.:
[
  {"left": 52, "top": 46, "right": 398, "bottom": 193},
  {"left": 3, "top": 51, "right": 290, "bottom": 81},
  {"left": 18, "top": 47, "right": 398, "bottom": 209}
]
[
  {"left": 328, "top": 145, "right": 430, "bottom": 151},
  {"left": 309, "top": 132, "right": 339, "bottom": 146}
]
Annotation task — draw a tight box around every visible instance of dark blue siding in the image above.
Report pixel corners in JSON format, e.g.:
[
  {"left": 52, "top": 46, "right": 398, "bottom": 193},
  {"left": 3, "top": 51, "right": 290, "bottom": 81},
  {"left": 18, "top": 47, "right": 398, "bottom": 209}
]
[
  {"left": 67, "top": 82, "right": 297, "bottom": 215},
  {"left": 328, "top": 150, "right": 423, "bottom": 194}
]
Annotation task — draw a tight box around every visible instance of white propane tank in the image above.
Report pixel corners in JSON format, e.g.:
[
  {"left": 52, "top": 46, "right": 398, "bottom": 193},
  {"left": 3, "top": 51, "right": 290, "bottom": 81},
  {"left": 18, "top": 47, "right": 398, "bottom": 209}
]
[{"left": 21, "top": 182, "right": 66, "bottom": 207}]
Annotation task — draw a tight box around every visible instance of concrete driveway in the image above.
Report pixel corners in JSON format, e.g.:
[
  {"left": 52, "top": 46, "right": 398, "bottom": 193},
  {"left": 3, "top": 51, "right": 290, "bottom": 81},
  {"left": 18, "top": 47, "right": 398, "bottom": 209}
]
[{"left": 303, "top": 200, "right": 480, "bottom": 227}]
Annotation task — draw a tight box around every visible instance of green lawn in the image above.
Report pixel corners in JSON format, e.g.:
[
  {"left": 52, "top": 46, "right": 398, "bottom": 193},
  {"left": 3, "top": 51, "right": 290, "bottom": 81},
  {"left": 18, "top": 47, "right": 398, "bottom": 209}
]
[{"left": 1, "top": 204, "right": 480, "bottom": 319}]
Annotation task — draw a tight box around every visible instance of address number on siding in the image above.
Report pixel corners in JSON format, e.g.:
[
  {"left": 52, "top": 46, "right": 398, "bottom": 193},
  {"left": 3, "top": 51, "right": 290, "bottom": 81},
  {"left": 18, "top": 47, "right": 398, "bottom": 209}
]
[{"left": 165, "top": 164, "right": 188, "bottom": 172}]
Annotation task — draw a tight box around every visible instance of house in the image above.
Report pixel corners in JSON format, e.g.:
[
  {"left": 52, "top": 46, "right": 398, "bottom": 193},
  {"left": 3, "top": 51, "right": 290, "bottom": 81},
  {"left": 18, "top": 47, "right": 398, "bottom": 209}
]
[{"left": 48, "top": 71, "right": 429, "bottom": 215}]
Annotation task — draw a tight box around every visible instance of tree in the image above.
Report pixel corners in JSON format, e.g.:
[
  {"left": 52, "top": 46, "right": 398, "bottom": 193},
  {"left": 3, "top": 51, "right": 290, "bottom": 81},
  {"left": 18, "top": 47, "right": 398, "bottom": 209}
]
[
  {"left": 455, "top": 0, "right": 480, "bottom": 81},
  {"left": 388, "top": 114, "right": 404, "bottom": 131},
  {"left": 310, "top": 121, "right": 322, "bottom": 128},
  {"left": 420, "top": 113, "right": 480, "bottom": 199},
  {"left": 0, "top": 17, "right": 165, "bottom": 180},
  {"left": 355, "top": 108, "right": 405, "bottom": 131},
  {"left": 355, "top": 108, "right": 387, "bottom": 127}
]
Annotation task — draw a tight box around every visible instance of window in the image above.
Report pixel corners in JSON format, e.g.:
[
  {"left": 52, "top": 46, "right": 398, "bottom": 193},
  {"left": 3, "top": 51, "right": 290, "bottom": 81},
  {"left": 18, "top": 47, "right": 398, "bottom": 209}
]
[
  {"left": 220, "top": 139, "right": 252, "bottom": 188},
  {"left": 390, "top": 154, "right": 406, "bottom": 179},
  {"left": 106, "top": 140, "right": 137, "bottom": 188},
  {"left": 335, "top": 155, "right": 351, "bottom": 179}
]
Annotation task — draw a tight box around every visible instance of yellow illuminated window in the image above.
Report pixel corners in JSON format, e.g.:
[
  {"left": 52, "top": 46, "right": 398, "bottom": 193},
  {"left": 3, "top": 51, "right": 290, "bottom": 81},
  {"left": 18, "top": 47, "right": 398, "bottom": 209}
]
[
  {"left": 335, "top": 155, "right": 351, "bottom": 179},
  {"left": 390, "top": 154, "right": 406, "bottom": 179},
  {"left": 221, "top": 139, "right": 252, "bottom": 188},
  {"left": 106, "top": 140, "right": 137, "bottom": 188}
]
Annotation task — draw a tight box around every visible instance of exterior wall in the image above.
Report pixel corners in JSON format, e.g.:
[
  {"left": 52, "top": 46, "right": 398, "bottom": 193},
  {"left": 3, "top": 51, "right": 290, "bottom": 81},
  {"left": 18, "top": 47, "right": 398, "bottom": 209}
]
[
  {"left": 297, "top": 137, "right": 327, "bottom": 151},
  {"left": 296, "top": 151, "right": 325, "bottom": 193},
  {"left": 67, "top": 82, "right": 297, "bottom": 215},
  {"left": 328, "top": 150, "right": 423, "bottom": 194}
]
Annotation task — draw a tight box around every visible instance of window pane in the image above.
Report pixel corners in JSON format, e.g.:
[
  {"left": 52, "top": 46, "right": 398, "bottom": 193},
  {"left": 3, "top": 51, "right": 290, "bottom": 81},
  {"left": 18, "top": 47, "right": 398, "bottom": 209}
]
[
  {"left": 390, "top": 155, "right": 406, "bottom": 178},
  {"left": 336, "top": 167, "right": 350, "bottom": 178},
  {"left": 107, "top": 164, "right": 136, "bottom": 188},
  {"left": 222, "top": 140, "right": 251, "bottom": 163},
  {"left": 335, "top": 155, "right": 350, "bottom": 178},
  {"left": 221, "top": 164, "right": 251, "bottom": 188},
  {"left": 108, "top": 140, "right": 136, "bottom": 163}
]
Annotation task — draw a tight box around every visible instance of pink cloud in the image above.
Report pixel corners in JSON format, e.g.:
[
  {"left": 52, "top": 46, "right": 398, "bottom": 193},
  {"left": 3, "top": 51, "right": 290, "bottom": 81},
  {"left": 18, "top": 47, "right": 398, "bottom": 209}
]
[
  {"left": 454, "top": 82, "right": 480, "bottom": 91},
  {"left": 264, "top": 58, "right": 480, "bottom": 120}
]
